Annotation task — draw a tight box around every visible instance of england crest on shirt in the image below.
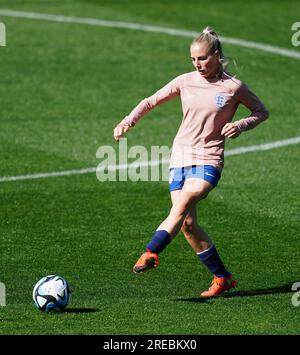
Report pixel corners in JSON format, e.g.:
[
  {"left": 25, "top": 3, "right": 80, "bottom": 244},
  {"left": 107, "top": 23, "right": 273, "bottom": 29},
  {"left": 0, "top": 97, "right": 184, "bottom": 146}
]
[{"left": 215, "top": 93, "right": 227, "bottom": 108}]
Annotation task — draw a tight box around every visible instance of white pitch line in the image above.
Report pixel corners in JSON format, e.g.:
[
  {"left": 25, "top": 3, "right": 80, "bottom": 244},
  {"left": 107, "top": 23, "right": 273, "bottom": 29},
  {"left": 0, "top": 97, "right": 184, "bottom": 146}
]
[
  {"left": 0, "top": 137, "right": 299, "bottom": 183},
  {"left": 224, "top": 136, "right": 300, "bottom": 156},
  {"left": 0, "top": 9, "right": 300, "bottom": 60}
]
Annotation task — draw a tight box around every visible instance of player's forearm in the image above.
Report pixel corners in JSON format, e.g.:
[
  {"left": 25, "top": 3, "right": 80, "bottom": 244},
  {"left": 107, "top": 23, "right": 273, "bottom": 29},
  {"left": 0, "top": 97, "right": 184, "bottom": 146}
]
[
  {"left": 120, "top": 97, "right": 155, "bottom": 127},
  {"left": 119, "top": 77, "right": 181, "bottom": 127},
  {"left": 235, "top": 108, "right": 269, "bottom": 132}
]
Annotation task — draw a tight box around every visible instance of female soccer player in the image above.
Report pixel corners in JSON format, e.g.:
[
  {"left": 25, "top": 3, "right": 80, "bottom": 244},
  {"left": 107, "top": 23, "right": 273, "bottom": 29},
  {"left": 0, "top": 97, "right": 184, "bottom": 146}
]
[{"left": 113, "top": 26, "right": 269, "bottom": 297}]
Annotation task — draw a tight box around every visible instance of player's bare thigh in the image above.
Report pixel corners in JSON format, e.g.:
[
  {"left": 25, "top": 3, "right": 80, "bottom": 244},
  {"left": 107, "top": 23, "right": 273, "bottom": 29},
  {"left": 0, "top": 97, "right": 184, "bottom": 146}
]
[
  {"left": 170, "top": 179, "right": 213, "bottom": 220},
  {"left": 172, "top": 179, "right": 214, "bottom": 213},
  {"left": 171, "top": 189, "right": 196, "bottom": 228},
  {"left": 183, "top": 178, "right": 214, "bottom": 196}
]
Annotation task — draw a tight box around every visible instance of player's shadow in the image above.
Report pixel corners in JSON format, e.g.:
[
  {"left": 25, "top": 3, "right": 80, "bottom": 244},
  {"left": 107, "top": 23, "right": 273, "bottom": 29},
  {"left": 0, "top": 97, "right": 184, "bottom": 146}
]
[
  {"left": 174, "top": 281, "right": 298, "bottom": 303},
  {"left": 63, "top": 308, "right": 100, "bottom": 314}
]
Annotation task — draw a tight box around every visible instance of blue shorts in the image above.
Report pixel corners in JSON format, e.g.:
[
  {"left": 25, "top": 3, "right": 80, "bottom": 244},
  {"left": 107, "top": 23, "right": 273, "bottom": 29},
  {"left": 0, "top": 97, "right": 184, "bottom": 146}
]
[{"left": 169, "top": 165, "right": 221, "bottom": 192}]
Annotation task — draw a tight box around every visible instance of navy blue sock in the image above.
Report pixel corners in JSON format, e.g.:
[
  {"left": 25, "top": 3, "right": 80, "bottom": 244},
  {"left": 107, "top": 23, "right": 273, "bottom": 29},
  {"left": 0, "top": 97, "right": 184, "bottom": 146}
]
[
  {"left": 146, "top": 230, "right": 171, "bottom": 254},
  {"left": 197, "top": 244, "right": 231, "bottom": 278}
]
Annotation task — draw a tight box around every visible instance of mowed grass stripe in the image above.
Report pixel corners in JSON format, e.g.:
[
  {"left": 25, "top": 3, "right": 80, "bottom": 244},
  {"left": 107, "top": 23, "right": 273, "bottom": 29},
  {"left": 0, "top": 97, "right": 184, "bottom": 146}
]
[
  {"left": 0, "top": 136, "right": 299, "bottom": 182},
  {"left": 1, "top": 144, "right": 299, "bottom": 335},
  {"left": 0, "top": 9, "right": 300, "bottom": 60}
]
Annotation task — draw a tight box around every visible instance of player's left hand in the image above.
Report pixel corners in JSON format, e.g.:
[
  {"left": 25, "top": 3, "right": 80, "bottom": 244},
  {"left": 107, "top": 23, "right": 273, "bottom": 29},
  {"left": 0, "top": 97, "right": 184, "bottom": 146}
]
[{"left": 221, "top": 122, "right": 241, "bottom": 139}]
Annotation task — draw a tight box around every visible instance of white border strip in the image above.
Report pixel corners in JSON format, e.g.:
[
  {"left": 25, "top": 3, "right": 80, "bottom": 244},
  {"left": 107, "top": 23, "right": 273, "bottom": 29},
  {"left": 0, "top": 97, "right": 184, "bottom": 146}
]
[
  {"left": 1, "top": 137, "right": 299, "bottom": 183},
  {"left": 0, "top": 9, "right": 300, "bottom": 60}
]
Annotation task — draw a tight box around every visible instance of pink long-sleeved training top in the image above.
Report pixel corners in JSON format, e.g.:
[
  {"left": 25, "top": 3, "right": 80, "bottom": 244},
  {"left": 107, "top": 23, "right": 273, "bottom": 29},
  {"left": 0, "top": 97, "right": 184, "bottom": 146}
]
[{"left": 121, "top": 71, "right": 269, "bottom": 170}]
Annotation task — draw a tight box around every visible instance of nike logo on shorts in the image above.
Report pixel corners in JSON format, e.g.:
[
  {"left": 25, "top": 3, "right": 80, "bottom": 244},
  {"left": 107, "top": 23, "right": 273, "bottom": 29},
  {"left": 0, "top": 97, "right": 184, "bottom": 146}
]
[{"left": 205, "top": 172, "right": 215, "bottom": 177}]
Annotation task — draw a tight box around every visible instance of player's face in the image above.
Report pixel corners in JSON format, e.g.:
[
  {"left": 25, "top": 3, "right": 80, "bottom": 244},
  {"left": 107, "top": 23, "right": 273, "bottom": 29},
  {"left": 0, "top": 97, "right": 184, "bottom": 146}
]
[{"left": 190, "top": 42, "right": 220, "bottom": 78}]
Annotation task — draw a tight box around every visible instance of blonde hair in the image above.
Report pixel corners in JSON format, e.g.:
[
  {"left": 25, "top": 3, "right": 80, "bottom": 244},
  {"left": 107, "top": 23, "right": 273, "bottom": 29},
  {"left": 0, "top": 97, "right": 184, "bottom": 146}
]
[{"left": 192, "top": 26, "right": 228, "bottom": 72}]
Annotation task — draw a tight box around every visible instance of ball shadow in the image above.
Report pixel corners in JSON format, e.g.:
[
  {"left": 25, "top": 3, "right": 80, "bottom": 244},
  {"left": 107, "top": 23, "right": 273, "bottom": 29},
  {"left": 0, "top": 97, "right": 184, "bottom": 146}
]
[{"left": 63, "top": 308, "right": 100, "bottom": 314}]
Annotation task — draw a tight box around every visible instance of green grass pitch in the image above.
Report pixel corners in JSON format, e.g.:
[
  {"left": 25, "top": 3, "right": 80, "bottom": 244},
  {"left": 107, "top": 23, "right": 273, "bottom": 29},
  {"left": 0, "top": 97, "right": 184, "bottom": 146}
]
[{"left": 0, "top": 0, "right": 300, "bottom": 335}]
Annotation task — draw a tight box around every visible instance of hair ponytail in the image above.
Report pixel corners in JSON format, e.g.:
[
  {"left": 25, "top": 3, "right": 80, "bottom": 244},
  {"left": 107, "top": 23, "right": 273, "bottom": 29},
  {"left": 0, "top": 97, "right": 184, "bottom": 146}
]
[{"left": 202, "top": 26, "right": 218, "bottom": 38}]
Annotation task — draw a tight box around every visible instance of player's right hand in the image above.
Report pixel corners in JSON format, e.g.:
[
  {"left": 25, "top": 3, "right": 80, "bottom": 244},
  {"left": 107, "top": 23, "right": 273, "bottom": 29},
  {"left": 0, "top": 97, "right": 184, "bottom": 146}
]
[
  {"left": 221, "top": 122, "right": 241, "bottom": 139},
  {"left": 113, "top": 123, "right": 131, "bottom": 141}
]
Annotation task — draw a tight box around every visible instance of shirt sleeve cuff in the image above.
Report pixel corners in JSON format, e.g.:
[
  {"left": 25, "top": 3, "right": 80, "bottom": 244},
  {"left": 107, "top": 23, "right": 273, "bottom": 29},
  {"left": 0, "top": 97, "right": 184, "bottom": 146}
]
[{"left": 120, "top": 116, "right": 135, "bottom": 127}]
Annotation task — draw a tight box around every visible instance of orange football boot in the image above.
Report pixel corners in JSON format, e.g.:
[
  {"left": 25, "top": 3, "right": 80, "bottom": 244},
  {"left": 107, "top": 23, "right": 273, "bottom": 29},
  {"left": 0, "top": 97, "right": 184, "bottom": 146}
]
[
  {"left": 133, "top": 250, "right": 159, "bottom": 274},
  {"left": 200, "top": 275, "right": 237, "bottom": 297}
]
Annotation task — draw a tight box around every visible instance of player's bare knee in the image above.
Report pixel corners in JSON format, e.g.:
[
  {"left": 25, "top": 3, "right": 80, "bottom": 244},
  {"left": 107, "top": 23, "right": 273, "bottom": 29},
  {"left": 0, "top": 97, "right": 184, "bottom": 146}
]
[
  {"left": 181, "top": 216, "right": 195, "bottom": 236},
  {"left": 171, "top": 200, "right": 190, "bottom": 217}
]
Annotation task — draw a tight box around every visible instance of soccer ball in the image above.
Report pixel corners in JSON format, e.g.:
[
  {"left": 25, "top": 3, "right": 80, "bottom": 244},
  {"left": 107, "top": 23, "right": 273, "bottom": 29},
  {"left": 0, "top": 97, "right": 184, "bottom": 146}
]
[{"left": 33, "top": 275, "right": 71, "bottom": 312}]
